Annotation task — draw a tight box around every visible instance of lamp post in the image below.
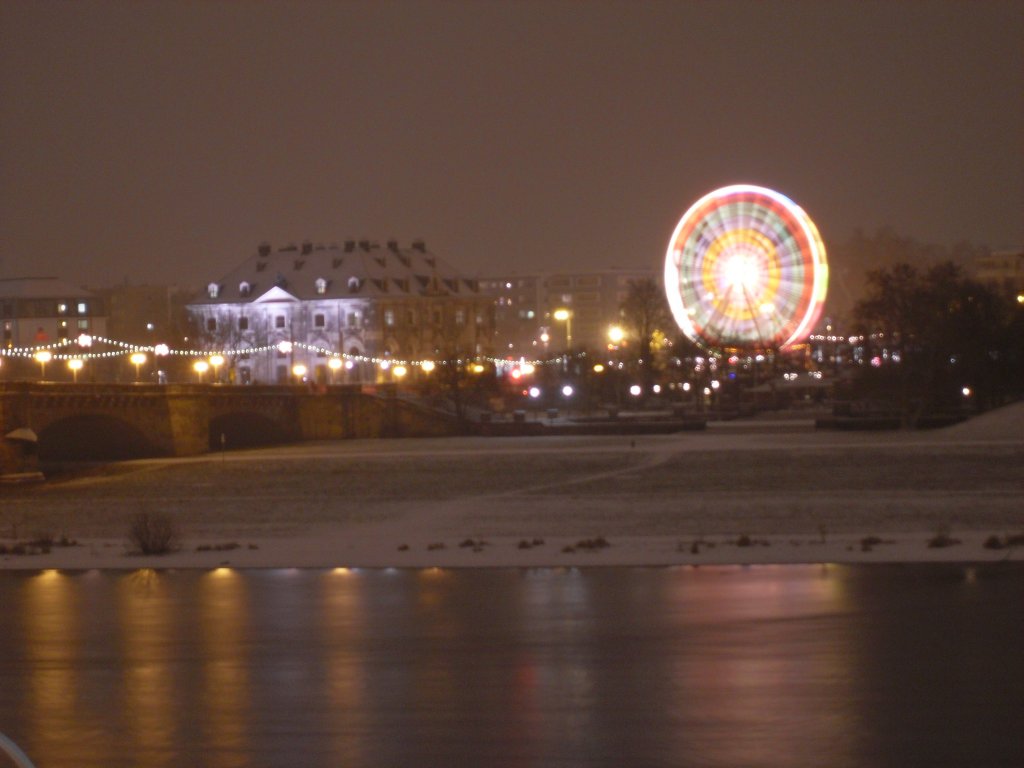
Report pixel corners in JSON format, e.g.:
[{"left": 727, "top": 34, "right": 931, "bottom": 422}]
[
  {"left": 328, "top": 357, "right": 343, "bottom": 384},
  {"left": 34, "top": 350, "right": 52, "bottom": 380},
  {"left": 209, "top": 354, "right": 224, "bottom": 384},
  {"left": 67, "top": 358, "right": 84, "bottom": 383},
  {"left": 130, "top": 352, "right": 147, "bottom": 381},
  {"left": 553, "top": 308, "right": 572, "bottom": 351},
  {"left": 193, "top": 360, "right": 209, "bottom": 383},
  {"left": 292, "top": 363, "right": 307, "bottom": 384}
]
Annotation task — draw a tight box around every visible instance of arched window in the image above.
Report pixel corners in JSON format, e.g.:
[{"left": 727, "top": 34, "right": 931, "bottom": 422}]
[
  {"left": 315, "top": 277, "right": 327, "bottom": 295},
  {"left": 239, "top": 281, "right": 251, "bottom": 297},
  {"left": 207, "top": 283, "right": 220, "bottom": 299},
  {"left": 348, "top": 276, "right": 361, "bottom": 292}
]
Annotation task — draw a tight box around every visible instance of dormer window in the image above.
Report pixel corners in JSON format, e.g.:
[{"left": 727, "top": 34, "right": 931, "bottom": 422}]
[
  {"left": 239, "top": 281, "right": 251, "bottom": 297},
  {"left": 208, "top": 283, "right": 220, "bottom": 299},
  {"left": 348, "top": 276, "right": 361, "bottom": 292},
  {"left": 315, "top": 277, "right": 327, "bottom": 295}
]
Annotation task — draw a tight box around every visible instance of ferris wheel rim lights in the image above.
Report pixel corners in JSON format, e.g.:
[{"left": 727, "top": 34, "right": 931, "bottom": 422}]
[{"left": 664, "top": 184, "right": 828, "bottom": 351}]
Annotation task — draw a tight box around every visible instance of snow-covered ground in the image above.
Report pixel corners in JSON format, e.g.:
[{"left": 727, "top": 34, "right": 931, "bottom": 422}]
[{"left": 2, "top": 402, "right": 1022, "bottom": 569}]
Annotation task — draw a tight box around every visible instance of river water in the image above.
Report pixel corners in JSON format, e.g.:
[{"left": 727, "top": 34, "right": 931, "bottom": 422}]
[{"left": 0, "top": 564, "right": 1021, "bottom": 768}]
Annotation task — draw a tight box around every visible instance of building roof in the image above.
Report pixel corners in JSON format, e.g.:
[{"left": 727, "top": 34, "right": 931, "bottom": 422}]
[
  {"left": 0, "top": 277, "right": 98, "bottom": 299},
  {"left": 191, "top": 240, "right": 481, "bottom": 305}
]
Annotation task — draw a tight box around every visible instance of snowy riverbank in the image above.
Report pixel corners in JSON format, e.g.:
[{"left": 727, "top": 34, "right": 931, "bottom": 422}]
[{"left": 2, "top": 403, "right": 1022, "bottom": 570}]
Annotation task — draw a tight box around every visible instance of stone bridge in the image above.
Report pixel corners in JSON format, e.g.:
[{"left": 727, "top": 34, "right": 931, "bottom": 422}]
[{"left": 0, "top": 382, "right": 460, "bottom": 473}]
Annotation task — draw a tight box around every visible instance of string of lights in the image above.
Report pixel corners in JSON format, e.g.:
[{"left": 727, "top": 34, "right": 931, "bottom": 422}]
[{"left": 0, "top": 334, "right": 586, "bottom": 370}]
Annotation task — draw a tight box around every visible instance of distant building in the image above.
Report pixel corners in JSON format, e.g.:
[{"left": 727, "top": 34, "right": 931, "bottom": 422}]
[
  {"left": 972, "top": 249, "right": 1024, "bottom": 299},
  {"left": 99, "top": 283, "right": 193, "bottom": 347},
  {"left": 187, "top": 240, "right": 495, "bottom": 384},
  {"left": 0, "top": 276, "right": 106, "bottom": 349},
  {"left": 479, "top": 267, "right": 657, "bottom": 356}
]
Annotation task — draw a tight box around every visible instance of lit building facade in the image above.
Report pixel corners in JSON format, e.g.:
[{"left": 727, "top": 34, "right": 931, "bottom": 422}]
[
  {"left": 187, "top": 240, "right": 494, "bottom": 384},
  {"left": 479, "top": 268, "right": 657, "bottom": 357}
]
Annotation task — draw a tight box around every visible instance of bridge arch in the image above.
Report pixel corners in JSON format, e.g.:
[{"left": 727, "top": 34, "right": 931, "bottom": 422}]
[{"left": 37, "top": 413, "right": 162, "bottom": 460}]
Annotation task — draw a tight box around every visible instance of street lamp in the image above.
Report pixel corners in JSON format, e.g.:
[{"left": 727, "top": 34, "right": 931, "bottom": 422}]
[
  {"left": 67, "top": 358, "right": 84, "bottom": 382},
  {"left": 292, "top": 363, "right": 308, "bottom": 382},
  {"left": 34, "top": 350, "right": 52, "bottom": 380},
  {"left": 209, "top": 354, "right": 224, "bottom": 383},
  {"left": 607, "top": 325, "right": 624, "bottom": 346},
  {"left": 553, "top": 308, "right": 572, "bottom": 351},
  {"left": 193, "top": 360, "right": 209, "bottom": 383},
  {"left": 130, "top": 352, "right": 147, "bottom": 381},
  {"left": 328, "top": 357, "right": 343, "bottom": 383}
]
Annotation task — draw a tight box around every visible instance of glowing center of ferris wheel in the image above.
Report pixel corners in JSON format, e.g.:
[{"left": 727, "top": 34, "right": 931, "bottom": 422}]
[{"left": 721, "top": 253, "right": 764, "bottom": 293}]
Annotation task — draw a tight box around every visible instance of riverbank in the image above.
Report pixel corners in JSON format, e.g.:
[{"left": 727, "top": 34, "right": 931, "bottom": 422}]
[{"left": 2, "top": 403, "right": 1022, "bottom": 570}]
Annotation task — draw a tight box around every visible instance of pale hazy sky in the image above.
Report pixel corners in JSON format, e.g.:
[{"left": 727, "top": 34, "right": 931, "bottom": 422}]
[{"left": 2, "top": 1, "right": 1021, "bottom": 287}]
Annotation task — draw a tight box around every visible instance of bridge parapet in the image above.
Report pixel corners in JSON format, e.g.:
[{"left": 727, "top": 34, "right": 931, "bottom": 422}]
[{"left": 0, "top": 382, "right": 462, "bottom": 476}]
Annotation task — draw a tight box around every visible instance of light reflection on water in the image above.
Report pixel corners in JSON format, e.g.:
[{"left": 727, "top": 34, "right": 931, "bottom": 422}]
[{"left": 0, "top": 564, "right": 1020, "bottom": 768}]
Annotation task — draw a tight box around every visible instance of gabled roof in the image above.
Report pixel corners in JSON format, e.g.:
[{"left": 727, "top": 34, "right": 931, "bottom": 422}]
[
  {"left": 253, "top": 286, "right": 299, "bottom": 303},
  {"left": 191, "top": 240, "right": 481, "bottom": 305}
]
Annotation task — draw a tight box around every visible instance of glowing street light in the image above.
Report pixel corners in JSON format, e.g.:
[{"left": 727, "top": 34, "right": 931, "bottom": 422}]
[
  {"left": 34, "top": 350, "right": 52, "bottom": 380},
  {"left": 608, "top": 325, "right": 625, "bottom": 345},
  {"left": 209, "top": 354, "right": 224, "bottom": 383},
  {"left": 393, "top": 365, "right": 408, "bottom": 379},
  {"left": 292, "top": 363, "right": 308, "bottom": 382},
  {"left": 420, "top": 360, "right": 436, "bottom": 373},
  {"left": 553, "top": 308, "right": 573, "bottom": 350},
  {"left": 130, "top": 352, "right": 147, "bottom": 381},
  {"left": 67, "top": 358, "right": 84, "bottom": 382},
  {"left": 328, "top": 357, "right": 343, "bottom": 383},
  {"left": 193, "top": 360, "right": 209, "bottom": 383}
]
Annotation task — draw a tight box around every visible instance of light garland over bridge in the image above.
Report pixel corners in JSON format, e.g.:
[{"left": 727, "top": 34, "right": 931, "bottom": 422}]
[{"left": 0, "top": 333, "right": 587, "bottom": 373}]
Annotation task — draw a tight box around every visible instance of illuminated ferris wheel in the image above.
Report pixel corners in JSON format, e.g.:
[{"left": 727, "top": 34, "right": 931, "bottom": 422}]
[{"left": 664, "top": 184, "right": 828, "bottom": 351}]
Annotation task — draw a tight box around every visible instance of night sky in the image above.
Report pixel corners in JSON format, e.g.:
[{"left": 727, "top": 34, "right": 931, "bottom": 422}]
[{"left": 1, "top": 1, "right": 1021, "bottom": 288}]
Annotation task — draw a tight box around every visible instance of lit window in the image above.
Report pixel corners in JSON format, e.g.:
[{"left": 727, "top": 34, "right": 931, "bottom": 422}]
[
  {"left": 384, "top": 309, "right": 395, "bottom": 327},
  {"left": 77, "top": 302, "right": 88, "bottom": 314},
  {"left": 348, "top": 277, "right": 360, "bottom": 292},
  {"left": 315, "top": 278, "right": 327, "bottom": 295},
  {"left": 207, "top": 283, "right": 219, "bottom": 299},
  {"left": 455, "top": 309, "right": 466, "bottom": 325},
  {"left": 57, "top": 303, "right": 68, "bottom": 315},
  {"left": 239, "top": 281, "right": 251, "bottom": 296}
]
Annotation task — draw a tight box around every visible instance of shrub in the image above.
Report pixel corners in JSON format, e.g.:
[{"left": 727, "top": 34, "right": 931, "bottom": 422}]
[
  {"left": 927, "top": 532, "right": 960, "bottom": 549},
  {"left": 127, "top": 512, "right": 179, "bottom": 555}
]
